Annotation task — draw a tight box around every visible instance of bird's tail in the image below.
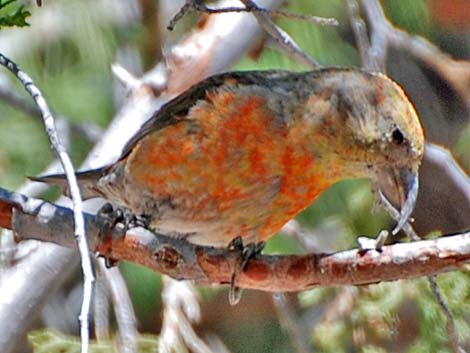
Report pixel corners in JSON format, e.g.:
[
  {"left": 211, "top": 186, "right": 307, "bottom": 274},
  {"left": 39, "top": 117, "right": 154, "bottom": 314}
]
[{"left": 29, "top": 168, "right": 108, "bottom": 200}]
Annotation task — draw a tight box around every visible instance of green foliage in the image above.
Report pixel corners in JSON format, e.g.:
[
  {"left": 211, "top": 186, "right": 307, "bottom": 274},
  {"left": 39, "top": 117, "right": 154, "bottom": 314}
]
[
  {"left": 308, "top": 277, "right": 470, "bottom": 352},
  {"left": 0, "top": 109, "right": 52, "bottom": 189},
  {"left": 455, "top": 125, "right": 470, "bottom": 171},
  {"left": 383, "top": 0, "right": 432, "bottom": 36},
  {"left": 28, "top": 330, "right": 159, "bottom": 353},
  {"left": 0, "top": 0, "right": 30, "bottom": 28}
]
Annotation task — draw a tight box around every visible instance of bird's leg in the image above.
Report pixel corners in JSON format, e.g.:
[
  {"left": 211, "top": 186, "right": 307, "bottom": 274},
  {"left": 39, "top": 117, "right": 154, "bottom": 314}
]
[
  {"left": 96, "top": 203, "right": 127, "bottom": 267},
  {"left": 227, "top": 236, "right": 265, "bottom": 305}
]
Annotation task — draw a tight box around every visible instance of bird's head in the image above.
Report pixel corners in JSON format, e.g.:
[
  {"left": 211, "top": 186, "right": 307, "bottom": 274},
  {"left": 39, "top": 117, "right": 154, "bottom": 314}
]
[{"left": 305, "top": 69, "right": 424, "bottom": 232}]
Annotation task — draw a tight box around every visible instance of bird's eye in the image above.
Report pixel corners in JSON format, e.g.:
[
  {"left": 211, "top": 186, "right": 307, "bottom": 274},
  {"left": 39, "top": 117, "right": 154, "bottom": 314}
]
[{"left": 392, "top": 128, "right": 404, "bottom": 145}]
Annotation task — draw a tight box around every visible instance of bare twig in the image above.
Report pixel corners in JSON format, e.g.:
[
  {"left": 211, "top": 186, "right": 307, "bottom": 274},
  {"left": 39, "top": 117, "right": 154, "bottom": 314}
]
[
  {"left": 168, "top": 0, "right": 321, "bottom": 68},
  {"left": 240, "top": 0, "right": 320, "bottom": 68},
  {"left": 359, "top": 0, "right": 388, "bottom": 72},
  {"left": 167, "top": 0, "right": 337, "bottom": 30},
  {"left": 0, "top": 53, "right": 93, "bottom": 353},
  {"left": 0, "top": 83, "right": 42, "bottom": 118},
  {"left": 166, "top": 0, "right": 192, "bottom": 31},
  {"left": 164, "top": 0, "right": 283, "bottom": 96},
  {"left": 0, "top": 154, "right": 68, "bottom": 269},
  {"left": 428, "top": 276, "right": 465, "bottom": 353}
]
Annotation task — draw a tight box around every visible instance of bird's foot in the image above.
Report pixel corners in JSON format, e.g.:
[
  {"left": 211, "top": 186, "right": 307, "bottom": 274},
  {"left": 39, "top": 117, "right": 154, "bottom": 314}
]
[
  {"left": 100, "top": 255, "right": 119, "bottom": 268},
  {"left": 357, "top": 230, "right": 390, "bottom": 253},
  {"left": 96, "top": 203, "right": 151, "bottom": 267},
  {"left": 97, "top": 203, "right": 151, "bottom": 235},
  {"left": 227, "top": 236, "right": 265, "bottom": 306}
]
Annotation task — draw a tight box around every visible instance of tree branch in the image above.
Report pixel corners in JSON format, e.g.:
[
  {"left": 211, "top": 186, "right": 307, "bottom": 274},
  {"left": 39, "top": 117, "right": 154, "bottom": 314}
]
[{"left": 1, "top": 187, "right": 470, "bottom": 292}]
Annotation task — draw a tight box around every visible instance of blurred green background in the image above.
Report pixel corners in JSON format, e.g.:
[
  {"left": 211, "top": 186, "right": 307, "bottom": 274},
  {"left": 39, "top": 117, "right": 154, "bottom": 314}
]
[{"left": 1, "top": 0, "right": 469, "bottom": 352}]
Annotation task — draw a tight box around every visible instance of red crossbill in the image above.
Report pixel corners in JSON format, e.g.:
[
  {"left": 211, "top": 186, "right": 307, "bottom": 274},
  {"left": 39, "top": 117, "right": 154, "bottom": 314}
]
[{"left": 33, "top": 68, "right": 424, "bottom": 247}]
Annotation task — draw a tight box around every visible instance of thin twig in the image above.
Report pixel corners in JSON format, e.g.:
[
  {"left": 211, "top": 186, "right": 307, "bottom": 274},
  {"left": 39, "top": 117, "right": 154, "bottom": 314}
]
[
  {"left": 167, "top": 0, "right": 337, "bottom": 30},
  {"left": 0, "top": 53, "right": 94, "bottom": 353},
  {"left": 111, "top": 63, "right": 142, "bottom": 93},
  {"left": 194, "top": 2, "right": 338, "bottom": 26},
  {"left": 0, "top": 83, "right": 40, "bottom": 117},
  {"left": 428, "top": 276, "right": 465, "bottom": 353},
  {"left": 166, "top": 0, "right": 192, "bottom": 30},
  {"left": 239, "top": 0, "right": 320, "bottom": 68},
  {"left": 168, "top": 0, "right": 321, "bottom": 68}
]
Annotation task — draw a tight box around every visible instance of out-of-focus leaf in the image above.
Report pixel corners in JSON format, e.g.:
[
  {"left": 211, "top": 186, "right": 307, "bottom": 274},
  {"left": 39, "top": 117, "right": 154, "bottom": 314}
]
[
  {"left": 0, "top": 0, "right": 30, "bottom": 28},
  {"left": 28, "top": 329, "right": 159, "bottom": 353}
]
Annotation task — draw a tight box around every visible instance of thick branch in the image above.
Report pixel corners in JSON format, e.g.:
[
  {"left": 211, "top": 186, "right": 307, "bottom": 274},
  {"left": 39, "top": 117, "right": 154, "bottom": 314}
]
[{"left": 1, "top": 187, "right": 469, "bottom": 292}]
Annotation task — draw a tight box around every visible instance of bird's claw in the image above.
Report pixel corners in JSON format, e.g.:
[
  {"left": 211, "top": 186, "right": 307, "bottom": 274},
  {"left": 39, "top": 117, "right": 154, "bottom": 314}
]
[
  {"left": 97, "top": 204, "right": 152, "bottom": 267},
  {"left": 357, "top": 230, "right": 389, "bottom": 252},
  {"left": 102, "top": 256, "right": 119, "bottom": 268},
  {"left": 97, "top": 203, "right": 150, "bottom": 237},
  {"left": 227, "top": 236, "right": 265, "bottom": 306}
]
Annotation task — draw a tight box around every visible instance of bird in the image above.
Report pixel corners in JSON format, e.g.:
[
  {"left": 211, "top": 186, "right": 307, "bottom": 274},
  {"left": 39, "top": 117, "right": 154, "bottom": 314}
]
[{"left": 32, "top": 68, "right": 424, "bottom": 249}]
